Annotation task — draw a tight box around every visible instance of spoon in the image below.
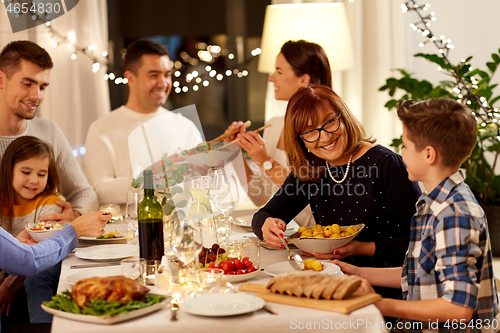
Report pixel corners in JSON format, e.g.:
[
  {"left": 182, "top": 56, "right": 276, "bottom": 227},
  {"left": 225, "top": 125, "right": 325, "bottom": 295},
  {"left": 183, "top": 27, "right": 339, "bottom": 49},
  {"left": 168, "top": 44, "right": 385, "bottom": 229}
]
[{"left": 277, "top": 234, "right": 304, "bottom": 271}]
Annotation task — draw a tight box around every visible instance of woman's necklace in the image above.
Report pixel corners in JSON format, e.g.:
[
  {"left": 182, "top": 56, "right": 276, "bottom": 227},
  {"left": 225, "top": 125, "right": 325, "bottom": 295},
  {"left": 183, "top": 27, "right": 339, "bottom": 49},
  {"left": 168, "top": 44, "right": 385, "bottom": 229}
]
[{"left": 325, "top": 154, "right": 352, "bottom": 184}]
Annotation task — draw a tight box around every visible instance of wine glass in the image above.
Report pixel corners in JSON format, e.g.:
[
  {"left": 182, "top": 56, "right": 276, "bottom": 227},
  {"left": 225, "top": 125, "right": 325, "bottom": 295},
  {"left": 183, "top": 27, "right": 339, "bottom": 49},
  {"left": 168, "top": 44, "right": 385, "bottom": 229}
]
[
  {"left": 125, "top": 189, "right": 143, "bottom": 241},
  {"left": 209, "top": 170, "right": 239, "bottom": 244},
  {"left": 171, "top": 218, "right": 203, "bottom": 291}
]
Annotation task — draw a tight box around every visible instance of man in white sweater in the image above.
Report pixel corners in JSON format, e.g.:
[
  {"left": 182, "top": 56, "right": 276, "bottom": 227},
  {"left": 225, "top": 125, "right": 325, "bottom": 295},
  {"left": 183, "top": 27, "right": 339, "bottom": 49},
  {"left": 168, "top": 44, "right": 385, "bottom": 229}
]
[
  {"left": 0, "top": 40, "right": 98, "bottom": 222},
  {"left": 84, "top": 39, "right": 203, "bottom": 209}
]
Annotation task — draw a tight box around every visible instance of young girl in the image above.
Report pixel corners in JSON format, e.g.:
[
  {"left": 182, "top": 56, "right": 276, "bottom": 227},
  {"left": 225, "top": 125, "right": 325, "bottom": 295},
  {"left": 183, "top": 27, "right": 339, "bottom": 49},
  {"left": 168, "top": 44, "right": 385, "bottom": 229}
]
[{"left": 0, "top": 136, "right": 63, "bottom": 323}]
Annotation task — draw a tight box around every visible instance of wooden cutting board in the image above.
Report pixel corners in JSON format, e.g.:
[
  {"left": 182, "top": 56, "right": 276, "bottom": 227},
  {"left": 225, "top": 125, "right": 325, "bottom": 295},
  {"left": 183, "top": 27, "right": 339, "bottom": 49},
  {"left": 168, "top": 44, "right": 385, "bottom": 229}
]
[{"left": 239, "top": 283, "right": 381, "bottom": 314}]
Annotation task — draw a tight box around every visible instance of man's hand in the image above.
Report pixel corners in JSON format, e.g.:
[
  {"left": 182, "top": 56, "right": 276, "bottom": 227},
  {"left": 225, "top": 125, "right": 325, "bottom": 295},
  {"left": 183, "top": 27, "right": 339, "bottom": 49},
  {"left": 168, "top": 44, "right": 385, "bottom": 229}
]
[
  {"left": 16, "top": 230, "right": 37, "bottom": 245},
  {"left": 39, "top": 201, "right": 78, "bottom": 223},
  {"left": 0, "top": 285, "right": 15, "bottom": 316}
]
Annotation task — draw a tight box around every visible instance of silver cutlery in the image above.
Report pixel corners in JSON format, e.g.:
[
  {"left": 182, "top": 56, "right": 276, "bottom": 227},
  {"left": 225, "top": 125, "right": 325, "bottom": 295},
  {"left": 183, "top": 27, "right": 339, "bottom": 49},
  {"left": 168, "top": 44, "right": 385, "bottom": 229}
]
[{"left": 69, "top": 262, "right": 121, "bottom": 269}]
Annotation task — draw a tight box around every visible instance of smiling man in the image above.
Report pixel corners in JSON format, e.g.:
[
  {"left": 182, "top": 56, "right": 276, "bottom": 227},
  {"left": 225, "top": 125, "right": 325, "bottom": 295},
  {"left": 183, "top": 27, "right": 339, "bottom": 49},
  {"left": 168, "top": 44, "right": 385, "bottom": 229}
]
[
  {"left": 0, "top": 41, "right": 98, "bottom": 221},
  {"left": 84, "top": 39, "right": 202, "bottom": 209}
]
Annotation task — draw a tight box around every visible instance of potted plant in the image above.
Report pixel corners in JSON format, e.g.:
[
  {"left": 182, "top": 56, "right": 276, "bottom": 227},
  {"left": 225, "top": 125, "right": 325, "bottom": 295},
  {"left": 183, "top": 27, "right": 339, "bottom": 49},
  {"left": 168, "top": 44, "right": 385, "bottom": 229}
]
[{"left": 380, "top": 50, "right": 500, "bottom": 253}]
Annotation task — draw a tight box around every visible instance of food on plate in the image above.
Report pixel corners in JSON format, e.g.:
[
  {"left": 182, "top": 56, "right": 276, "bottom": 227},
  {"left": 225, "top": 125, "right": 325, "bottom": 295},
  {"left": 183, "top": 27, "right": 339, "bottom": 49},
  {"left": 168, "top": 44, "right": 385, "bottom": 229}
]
[
  {"left": 303, "top": 259, "right": 324, "bottom": 271},
  {"left": 43, "top": 276, "right": 164, "bottom": 316},
  {"left": 96, "top": 228, "right": 124, "bottom": 239},
  {"left": 71, "top": 276, "right": 149, "bottom": 307},
  {"left": 199, "top": 243, "right": 228, "bottom": 266},
  {"left": 298, "top": 224, "right": 358, "bottom": 239},
  {"left": 266, "top": 272, "right": 361, "bottom": 300},
  {"left": 29, "top": 221, "right": 64, "bottom": 231}
]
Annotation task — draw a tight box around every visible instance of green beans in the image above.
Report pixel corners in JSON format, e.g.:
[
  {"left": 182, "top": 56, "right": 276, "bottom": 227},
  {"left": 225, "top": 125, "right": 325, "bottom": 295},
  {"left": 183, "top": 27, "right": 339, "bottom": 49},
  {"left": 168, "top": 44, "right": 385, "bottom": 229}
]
[{"left": 42, "top": 291, "right": 165, "bottom": 317}]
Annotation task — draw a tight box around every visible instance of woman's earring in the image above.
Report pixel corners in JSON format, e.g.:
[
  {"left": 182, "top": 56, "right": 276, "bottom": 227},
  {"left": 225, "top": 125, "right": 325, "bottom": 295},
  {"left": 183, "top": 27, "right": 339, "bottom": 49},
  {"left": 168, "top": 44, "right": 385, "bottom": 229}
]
[{"left": 307, "top": 148, "right": 310, "bottom": 153}]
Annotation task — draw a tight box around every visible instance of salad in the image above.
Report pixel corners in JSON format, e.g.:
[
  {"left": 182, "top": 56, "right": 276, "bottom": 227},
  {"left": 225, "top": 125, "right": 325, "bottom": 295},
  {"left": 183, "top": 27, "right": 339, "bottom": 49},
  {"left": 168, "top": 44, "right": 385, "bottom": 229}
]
[{"left": 30, "top": 221, "right": 64, "bottom": 231}]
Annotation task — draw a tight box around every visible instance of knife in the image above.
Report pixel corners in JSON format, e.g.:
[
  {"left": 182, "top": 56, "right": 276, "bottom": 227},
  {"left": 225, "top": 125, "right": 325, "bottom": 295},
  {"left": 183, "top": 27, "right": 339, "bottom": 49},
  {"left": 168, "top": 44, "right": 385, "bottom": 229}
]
[{"left": 70, "top": 262, "right": 121, "bottom": 269}]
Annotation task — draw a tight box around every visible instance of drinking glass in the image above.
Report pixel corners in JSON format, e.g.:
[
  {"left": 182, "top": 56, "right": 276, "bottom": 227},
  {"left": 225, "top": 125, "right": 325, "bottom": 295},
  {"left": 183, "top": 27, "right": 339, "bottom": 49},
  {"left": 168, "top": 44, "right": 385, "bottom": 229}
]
[
  {"left": 171, "top": 218, "right": 203, "bottom": 291},
  {"left": 209, "top": 170, "right": 239, "bottom": 243},
  {"left": 125, "top": 189, "right": 143, "bottom": 240},
  {"left": 188, "top": 176, "right": 218, "bottom": 248}
]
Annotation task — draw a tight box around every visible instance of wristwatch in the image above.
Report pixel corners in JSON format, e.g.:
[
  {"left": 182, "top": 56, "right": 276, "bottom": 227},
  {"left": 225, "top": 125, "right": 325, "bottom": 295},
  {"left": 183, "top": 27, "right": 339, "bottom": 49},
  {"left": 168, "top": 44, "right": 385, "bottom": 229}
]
[{"left": 262, "top": 158, "right": 274, "bottom": 171}]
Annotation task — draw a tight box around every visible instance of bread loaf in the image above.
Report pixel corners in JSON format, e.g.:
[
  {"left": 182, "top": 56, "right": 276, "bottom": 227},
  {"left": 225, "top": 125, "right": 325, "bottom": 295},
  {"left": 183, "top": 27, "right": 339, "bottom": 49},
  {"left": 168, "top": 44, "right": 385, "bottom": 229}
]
[{"left": 266, "top": 273, "right": 361, "bottom": 300}]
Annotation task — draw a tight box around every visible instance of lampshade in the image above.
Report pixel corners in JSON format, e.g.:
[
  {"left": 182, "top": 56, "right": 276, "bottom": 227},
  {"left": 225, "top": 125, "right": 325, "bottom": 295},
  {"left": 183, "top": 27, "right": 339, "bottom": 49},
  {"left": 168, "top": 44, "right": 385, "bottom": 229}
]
[{"left": 258, "top": 2, "right": 354, "bottom": 73}]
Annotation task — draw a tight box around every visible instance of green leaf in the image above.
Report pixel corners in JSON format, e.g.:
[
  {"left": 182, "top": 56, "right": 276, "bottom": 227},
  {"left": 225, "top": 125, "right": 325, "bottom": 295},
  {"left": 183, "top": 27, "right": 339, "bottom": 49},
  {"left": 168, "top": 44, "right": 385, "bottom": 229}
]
[
  {"left": 176, "top": 200, "right": 188, "bottom": 208},
  {"left": 384, "top": 99, "right": 399, "bottom": 110},
  {"left": 170, "top": 186, "right": 183, "bottom": 195},
  {"left": 489, "top": 95, "right": 500, "bottom": 106},
  {"left": 487, "top": 62, "right": 497, "bottom": 73},
  {"left": 492, "top": 53, "right": 500, "bottom": 64}
]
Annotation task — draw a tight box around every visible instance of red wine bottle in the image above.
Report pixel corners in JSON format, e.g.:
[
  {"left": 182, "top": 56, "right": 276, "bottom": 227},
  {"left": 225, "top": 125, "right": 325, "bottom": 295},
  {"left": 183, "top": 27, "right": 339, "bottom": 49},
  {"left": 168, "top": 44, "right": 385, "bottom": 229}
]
[{"left": 138, "top": 169, "right": 164, "bottom": 263}]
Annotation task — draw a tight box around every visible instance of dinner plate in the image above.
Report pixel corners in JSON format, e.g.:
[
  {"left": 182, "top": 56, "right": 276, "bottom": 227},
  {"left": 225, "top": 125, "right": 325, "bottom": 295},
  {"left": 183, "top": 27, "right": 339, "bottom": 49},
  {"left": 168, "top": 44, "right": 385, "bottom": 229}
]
[
  {"left": 264, "top": 261, "right": 343, "bottom": 277},
  {"left": 66, "top": 267, "right": 122, "bottom": 285},
  {"left": 41, "top": 296, "right": 168, "bottom": 324},
  {"left": 75, "top": 244, "right": 138, "bottom": 261},
  {"left": 181, "top": 293, "right": 265, "bottom": 316},
  {"left": 221, "top": 270, "right": 259, "bottom": 283}
]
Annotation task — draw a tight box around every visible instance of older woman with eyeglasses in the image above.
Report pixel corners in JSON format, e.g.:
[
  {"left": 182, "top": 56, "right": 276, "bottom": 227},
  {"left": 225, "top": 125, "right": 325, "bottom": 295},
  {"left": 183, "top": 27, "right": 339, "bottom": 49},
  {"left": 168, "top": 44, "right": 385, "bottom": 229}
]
[{"left": 252, "top": 85, "right": 420, "bottom": 298}]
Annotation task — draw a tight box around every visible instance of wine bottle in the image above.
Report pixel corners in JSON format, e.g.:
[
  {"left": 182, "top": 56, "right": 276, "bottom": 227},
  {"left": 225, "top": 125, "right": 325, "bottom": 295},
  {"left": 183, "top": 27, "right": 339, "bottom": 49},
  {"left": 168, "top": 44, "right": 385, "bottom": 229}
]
[{"left": 138, "top": 169, "right": 164, "bottom": 264}]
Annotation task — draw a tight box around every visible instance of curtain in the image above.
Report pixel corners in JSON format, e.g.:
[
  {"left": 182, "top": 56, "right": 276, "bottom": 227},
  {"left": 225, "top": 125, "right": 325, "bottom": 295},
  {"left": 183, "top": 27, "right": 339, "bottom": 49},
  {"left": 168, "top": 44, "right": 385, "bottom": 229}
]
[{"left": 0, "top": 0, "right": 110, "bottom": 163}]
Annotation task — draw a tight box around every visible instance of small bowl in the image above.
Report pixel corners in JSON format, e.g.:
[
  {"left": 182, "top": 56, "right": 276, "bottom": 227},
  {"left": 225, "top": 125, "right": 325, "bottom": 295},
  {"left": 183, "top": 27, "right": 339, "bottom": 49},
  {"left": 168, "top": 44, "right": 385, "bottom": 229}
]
[
  {"left": 287, "top": 224, "right": 365, "bottom": 254},
  {"left": 26, "top": 223, "right": 64, "bottom": 242},
  {"left": 221, "top": 269, "right": 259, "bottom": 283},
  {"left": 179, "top": 143, "right": 240, "bottom": 168}
]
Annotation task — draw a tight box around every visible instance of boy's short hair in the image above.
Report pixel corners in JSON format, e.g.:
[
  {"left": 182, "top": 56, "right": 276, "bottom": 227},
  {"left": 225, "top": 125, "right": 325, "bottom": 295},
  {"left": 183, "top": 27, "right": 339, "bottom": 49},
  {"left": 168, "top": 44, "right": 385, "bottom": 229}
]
[
  {"left": 0, "top": 40, "right": 53, "bottom": 78},
  {"left": 397, "top": 98, "right": 477, "bottom": 168},
  {"left": 124, "top": 39, "right": 169, "bottom": 75}
]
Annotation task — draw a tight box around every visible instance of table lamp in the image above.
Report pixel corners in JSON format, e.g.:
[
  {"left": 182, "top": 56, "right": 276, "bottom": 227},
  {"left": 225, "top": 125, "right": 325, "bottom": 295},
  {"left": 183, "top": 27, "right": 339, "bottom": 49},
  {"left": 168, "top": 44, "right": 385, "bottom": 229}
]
[{"left": 258, "top": 2, "right": 354, "bottom": 73}]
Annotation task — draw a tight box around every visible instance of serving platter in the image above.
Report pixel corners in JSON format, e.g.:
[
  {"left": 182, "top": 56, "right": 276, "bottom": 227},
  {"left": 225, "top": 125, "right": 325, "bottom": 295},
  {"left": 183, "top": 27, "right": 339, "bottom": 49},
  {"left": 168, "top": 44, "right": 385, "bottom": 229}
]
[{"left": 41, "top": 296, "right": 168, "bottom": 324}]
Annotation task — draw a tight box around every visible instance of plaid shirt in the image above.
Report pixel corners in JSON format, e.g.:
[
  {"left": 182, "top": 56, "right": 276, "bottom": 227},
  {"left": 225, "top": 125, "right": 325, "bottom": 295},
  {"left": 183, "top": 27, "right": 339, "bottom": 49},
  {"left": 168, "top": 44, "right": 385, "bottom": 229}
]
[{"left": 401, "top": 170, "right": 499, "bottom": 333}]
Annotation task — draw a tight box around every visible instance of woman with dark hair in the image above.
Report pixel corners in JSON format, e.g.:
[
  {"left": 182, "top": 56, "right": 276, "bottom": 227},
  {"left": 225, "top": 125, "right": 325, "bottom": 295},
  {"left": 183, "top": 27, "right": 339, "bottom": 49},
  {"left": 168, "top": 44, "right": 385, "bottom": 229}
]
[
  {"left": 226, "top": 40, "right": 331, "bottom": 226},
  {"left": 252, "top": 85, "right": 420, "bottom": 299}
]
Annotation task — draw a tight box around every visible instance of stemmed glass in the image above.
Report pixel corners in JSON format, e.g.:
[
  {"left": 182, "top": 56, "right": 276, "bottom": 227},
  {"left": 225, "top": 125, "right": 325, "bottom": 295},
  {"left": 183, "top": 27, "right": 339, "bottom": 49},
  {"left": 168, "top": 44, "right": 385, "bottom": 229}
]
[
  {"left": 209, "top": 170, "right": 239, "bottom": 244},
  {"left": 171, "top": 218, "right": 203, "bottom": 291},
  {"left": 125, "top": 189, "right": 143, "bottom": 242}
]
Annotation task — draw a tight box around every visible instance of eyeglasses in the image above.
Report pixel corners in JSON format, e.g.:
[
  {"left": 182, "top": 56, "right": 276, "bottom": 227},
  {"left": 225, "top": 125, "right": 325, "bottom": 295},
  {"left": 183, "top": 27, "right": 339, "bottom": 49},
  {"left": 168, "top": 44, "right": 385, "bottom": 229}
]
[{"left": 300, "top": 113, "right": 342, "bottom": 143}]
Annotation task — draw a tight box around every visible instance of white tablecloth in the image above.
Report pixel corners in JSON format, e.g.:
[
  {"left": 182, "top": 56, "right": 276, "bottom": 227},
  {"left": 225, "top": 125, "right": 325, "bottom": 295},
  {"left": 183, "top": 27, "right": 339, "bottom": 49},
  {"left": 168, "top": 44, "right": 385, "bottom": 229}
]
[{"left": 51, "top": 211, "right": 388, "bottom": 333}]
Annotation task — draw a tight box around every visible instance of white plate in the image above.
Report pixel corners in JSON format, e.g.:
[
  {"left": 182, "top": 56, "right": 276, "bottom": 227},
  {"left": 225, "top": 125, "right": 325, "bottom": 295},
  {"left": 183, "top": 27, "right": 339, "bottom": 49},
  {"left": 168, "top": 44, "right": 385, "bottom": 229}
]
[
  {"left": 66, "top": 267, "right": 122, "bottom": 285},
  {"left": 75, "top": 244, "right": 138, "bottom": 261},
  {"left": 181, "top": 293, "right": 264, "bottom": 316},
  {"left": 221, "top": 269, "right": 259, "bottom": 283},
  {"left": 41, "top": 296, "right": 168, "bottom": 324},
  {"left": 264, "top": 261, "right": 343, "bottom": 277}
]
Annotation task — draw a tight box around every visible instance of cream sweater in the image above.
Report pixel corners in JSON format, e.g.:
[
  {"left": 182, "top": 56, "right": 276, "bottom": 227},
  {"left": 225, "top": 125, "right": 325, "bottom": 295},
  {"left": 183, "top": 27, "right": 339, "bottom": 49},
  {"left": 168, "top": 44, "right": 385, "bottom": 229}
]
[{"left": 84, "top": 106, "right": 203, "bottom": 208}]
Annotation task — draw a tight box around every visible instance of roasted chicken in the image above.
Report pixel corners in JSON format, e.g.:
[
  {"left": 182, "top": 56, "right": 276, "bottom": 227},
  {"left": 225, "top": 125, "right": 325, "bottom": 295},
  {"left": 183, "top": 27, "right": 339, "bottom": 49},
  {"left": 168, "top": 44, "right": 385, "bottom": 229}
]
[{"left": 71, "top": 276, "right": 149, "bottom": 308}]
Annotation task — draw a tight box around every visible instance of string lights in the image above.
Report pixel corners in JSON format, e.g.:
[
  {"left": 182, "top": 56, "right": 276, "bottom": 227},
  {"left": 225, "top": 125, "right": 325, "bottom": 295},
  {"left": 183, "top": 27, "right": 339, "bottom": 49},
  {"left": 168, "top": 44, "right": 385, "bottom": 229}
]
[{"left": 402, "top": 0, "right": 500, "bottom": 133}]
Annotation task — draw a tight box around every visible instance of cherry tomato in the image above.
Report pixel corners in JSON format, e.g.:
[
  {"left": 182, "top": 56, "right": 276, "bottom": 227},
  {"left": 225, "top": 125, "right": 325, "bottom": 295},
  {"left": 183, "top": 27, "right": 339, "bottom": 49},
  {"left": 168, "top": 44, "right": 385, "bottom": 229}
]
[
  {"left": 225, "top": 270, "right": 236, "bottom": 275},
  {"left": 236, "top": 268, "right": 247, "bottom": 275},
  {"left": 242, "top": 257, "right": 252, "bottom": 268},
  {"left": 233, "top": 259, "right": 244, "bottom": 270},
  {"left": 246, "top": 265, "right": 258, "bottom": 273},
  {"left": 219, "top": 261, "right": 235, "bottom": 272},
  {"left": 207, "top": 262, "right": 217, "bottom": 269}
]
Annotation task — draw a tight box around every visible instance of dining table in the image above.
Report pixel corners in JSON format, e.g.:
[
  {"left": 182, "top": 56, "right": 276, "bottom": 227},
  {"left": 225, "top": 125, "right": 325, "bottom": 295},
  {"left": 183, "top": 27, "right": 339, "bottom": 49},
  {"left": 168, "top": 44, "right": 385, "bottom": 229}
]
[{"left": 50, "top": 208, "right": 389, "bottom": 333}]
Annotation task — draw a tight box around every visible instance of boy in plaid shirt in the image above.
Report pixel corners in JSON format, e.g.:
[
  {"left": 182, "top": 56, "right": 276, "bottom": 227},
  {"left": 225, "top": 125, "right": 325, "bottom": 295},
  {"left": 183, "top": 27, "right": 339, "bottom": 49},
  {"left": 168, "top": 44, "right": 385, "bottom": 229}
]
[{"left": 334, "top": 99, "right": 499, "bottom": 332}]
